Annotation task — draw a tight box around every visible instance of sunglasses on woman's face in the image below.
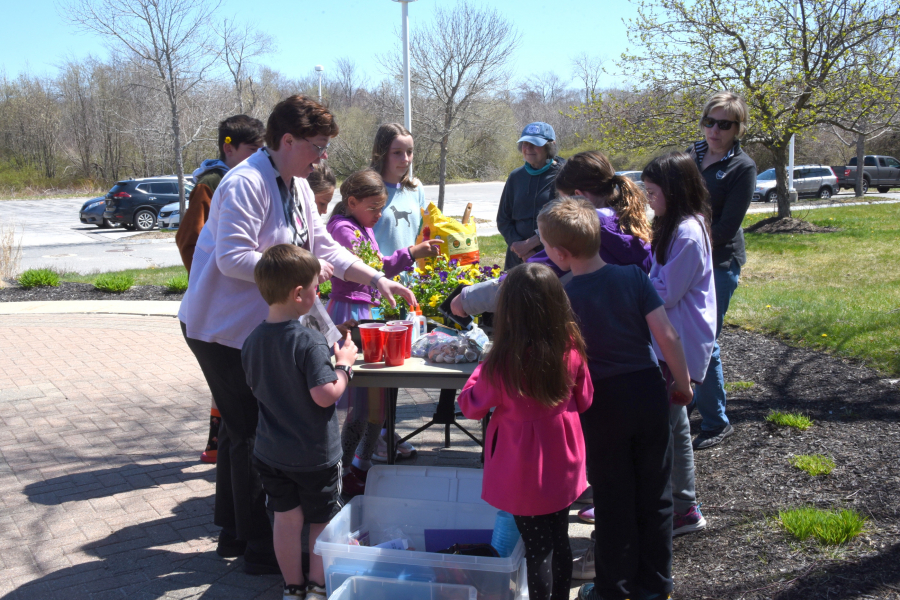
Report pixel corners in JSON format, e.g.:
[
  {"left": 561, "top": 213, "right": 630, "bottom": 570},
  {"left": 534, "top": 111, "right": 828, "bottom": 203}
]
[{"left": 701, "top": 117, "right": 739, "bottom": 130}]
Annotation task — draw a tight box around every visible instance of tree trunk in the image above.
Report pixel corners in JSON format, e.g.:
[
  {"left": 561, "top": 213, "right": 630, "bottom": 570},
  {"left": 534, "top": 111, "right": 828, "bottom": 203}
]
[
  {"left": 771, "top": 145, "right": 792, "bottom": 219},
  {"left": 170, "top": 94, "right": 186, "bottom": 216},
  {"left": 438, "top": 134, "right": 449, "bottom": 212},
  {"left": 854, "top": 132, "right": 866, "bottom": 197}
]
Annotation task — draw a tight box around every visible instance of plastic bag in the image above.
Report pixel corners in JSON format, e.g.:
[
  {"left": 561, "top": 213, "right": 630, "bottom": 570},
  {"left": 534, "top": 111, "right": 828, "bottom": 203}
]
[
  {"left": 411, "top": 331, "right": 456, "bottom": 358},
  {"left": 416, "top": 202, "right": 479, "bottom": 266},
  {"left": 419, "top": 325, "right": 487, "bottom": 364}
]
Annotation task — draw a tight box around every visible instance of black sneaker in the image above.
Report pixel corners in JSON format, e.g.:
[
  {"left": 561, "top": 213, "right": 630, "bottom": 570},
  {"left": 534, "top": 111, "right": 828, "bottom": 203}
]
[
  {"left": 216, "top": 529, "right": 246, "bottom": 558},
  {"left": 693, "top": 423, "right": 734, "bottom": 450}
]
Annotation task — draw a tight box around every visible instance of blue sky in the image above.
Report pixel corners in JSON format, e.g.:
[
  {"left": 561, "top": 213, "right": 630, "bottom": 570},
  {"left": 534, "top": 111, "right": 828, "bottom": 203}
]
[{"left": 3, "top": 0, "right": 638, "bottom": 89}]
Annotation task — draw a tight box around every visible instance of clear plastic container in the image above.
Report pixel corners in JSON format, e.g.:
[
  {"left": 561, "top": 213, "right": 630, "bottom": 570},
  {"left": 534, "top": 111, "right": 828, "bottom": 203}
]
[
  {"left": 315, "top": 468, "right": 526, "bottom": 599},
  {"left": 329, "top": 576, "right": 477, "bottom": 600}
]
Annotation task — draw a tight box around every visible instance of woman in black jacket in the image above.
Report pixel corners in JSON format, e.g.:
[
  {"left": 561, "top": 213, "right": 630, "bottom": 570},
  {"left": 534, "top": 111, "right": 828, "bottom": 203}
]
[
  {"left": 688, "top": 91, "right": 757, "bottom": 450},
  {"left": 496, "top": 122, "right": 565, "bottom": 269}
]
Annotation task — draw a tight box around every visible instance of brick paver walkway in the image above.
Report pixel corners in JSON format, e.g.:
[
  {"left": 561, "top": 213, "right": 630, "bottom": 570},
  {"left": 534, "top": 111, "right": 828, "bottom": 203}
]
[{"left": 0, "top": 313, "right": 510, "bottom": 599}]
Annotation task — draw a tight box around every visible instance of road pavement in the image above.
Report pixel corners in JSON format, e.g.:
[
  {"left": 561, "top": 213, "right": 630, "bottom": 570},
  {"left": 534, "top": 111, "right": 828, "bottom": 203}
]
[{"left": 2, "top": 187, "right": 896, "bottom": 274}]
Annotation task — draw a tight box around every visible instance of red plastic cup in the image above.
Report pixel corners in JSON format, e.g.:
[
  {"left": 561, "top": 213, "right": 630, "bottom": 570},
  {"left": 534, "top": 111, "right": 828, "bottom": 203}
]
[
  {"left": 359, "top": 323, "right": 385, "bottom": 363},
  {"left": 380, "top": 326, "right": 407, "bottom": 367},
  {"left": 387, "top": 320, "right": 415, "bottom": 358}
]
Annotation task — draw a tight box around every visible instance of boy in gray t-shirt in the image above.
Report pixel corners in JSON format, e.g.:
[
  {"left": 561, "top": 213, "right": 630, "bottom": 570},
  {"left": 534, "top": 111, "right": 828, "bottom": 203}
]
[{"left": 241, "top": 244, "right": 358, "bottom": 600}]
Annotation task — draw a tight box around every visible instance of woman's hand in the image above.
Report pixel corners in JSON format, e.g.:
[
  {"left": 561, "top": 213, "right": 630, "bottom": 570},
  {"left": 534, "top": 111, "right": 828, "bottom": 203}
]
[
  {"left": 450, "top": 294, "right": 469, "bottom": 318},
  {"left": 318, "top": 260, "right": 334, "bottom": 284},
  {"left": 409, "top": 239, "right": 444, "bottom": 259},
  {"left": 377, "top": 277, "right": 417, "bottom": 308},
  {"left": 510, "top": 236, "right": 540, "bottom": 260}
]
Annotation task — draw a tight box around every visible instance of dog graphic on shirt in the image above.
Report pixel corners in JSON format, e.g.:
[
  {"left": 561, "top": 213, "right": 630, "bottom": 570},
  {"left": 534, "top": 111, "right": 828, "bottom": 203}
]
[{"left": 390, "top": 206, "right": 412, "bottom": 226}]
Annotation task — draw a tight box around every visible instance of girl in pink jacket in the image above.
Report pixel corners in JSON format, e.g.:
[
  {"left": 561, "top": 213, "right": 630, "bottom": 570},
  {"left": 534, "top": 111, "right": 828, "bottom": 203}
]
[{"left": 458, "top": 262, "right": 593, "bottom": 600}]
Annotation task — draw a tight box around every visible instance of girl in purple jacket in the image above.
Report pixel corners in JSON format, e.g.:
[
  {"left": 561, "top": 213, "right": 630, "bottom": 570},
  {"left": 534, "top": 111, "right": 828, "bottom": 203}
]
[
  {"left": 459, "top": 262, "right": 593, "bottom": 600},
  {"left": 325, "top": 169, "right": 442, "bottom": 495},
  {"left": 642, "top": 152, "right": 718, "bottom": 539}
]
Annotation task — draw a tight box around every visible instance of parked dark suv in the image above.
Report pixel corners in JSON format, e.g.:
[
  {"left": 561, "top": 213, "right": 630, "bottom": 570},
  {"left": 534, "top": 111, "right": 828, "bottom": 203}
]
[{"left": 102, "top": 176, "right": 193, "bottom": 231}]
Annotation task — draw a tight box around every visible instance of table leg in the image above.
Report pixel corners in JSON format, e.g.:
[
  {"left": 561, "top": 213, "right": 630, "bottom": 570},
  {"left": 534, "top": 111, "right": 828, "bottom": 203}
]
[{"left": 386, "top": 388, "right": 398, "bottom": 466}]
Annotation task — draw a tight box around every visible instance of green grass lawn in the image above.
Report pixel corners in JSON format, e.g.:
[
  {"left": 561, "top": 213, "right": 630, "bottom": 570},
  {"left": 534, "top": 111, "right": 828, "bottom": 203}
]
[
  {"left": 58, "top": 265, "right": 187, "bottom": 287},
  {"left": 730, "top": 203, "right": 900, "bottom": 375}
]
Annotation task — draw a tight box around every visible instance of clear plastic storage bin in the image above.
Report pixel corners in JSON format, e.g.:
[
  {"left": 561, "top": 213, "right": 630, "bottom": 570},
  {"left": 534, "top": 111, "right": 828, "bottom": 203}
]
[
  {"left": 329, "top": 576, "right": 477, "bottom": 600},
  {"left": 315, "top": 466, "right": 526, "bottom": 599}
]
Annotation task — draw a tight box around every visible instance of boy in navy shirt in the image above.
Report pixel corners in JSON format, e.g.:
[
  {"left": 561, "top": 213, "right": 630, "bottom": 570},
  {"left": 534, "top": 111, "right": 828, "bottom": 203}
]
[
  {"left": 537, "top": 197, "right": 692, "bottom": 600},
  {"left": 242, "top": 244, "right": 358, "bottom": 600}
]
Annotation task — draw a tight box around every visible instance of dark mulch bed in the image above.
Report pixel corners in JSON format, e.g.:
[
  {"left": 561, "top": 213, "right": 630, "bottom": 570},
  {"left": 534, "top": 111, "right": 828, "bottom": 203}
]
[
  {"left": 745, "top": 216, "right": 840, "bottom": 234},
  {"left": 0, "top": 281, "right": 183, "bottom": 302},
  {"left": 678, "top": 326, "right": 900, "bottom": 599}
]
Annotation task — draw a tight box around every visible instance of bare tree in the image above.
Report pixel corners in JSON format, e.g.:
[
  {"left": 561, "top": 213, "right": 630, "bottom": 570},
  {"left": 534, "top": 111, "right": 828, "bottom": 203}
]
[
  {"left": 519, "top": 72, "right": 567, "bottom": 105},
  {"left": 215, "top": 18, "right": 275, "bottom": 115},
  {"left": 334, "top": 57, "right": 367, "bottom": 108},
  {"left": 66, "top": 0, "right": 222, "bottom": 216},
  {"left": 571, "top": 53, "right": 605, "bottom": 104},
  {"left": 385, "top": 0, "right": 520, "bottom": 210}
]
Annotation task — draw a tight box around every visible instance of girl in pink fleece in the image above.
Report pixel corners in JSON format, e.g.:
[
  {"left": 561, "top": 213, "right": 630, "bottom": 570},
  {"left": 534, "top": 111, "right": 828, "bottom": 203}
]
[{"left": 458, "top": 262, "right": 593, "bottom": 600}]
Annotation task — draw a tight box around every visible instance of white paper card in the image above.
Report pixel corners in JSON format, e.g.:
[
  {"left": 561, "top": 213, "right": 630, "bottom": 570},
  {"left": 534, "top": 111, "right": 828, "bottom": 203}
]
[{"left": 301, "top": 297, "right": 342, "bottom": 346}]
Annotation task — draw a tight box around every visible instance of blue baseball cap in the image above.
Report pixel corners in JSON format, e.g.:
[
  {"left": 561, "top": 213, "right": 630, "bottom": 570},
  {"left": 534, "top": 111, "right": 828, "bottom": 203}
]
[{"left": 517, "top": 122, "right": 556, "bottom": 146}]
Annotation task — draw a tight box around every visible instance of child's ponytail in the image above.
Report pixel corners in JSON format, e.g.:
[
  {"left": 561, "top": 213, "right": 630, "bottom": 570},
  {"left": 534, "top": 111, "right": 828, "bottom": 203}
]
[
  {"left": 554, "top": 150, "right": 651, "bottom": 242},
  {"left": 608, "top": 174, "right": 652, "bottom": 243}
]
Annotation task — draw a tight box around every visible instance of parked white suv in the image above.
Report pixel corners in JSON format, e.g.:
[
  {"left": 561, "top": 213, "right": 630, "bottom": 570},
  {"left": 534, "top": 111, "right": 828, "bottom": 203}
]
[{"left": 753, "top": 165, "right": 839, "bottom": 202}]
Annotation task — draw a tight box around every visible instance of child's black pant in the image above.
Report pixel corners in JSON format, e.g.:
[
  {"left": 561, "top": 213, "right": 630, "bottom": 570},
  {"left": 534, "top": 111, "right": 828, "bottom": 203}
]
[
  {"left": 513, "top": 508, "right": 572, "bottom": 600},
  {"left": 580, "top": 367, "right": 674, "bottom": 600}
]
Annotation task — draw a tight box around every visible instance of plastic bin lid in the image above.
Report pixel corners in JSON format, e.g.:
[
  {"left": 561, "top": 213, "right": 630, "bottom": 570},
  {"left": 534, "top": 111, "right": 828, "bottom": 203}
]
[
  {"left": 331, "top": 576, "right": 478, "bottom": 600},
  {"left": 364, "top": 466, "right": 487, "bottom": 505}
]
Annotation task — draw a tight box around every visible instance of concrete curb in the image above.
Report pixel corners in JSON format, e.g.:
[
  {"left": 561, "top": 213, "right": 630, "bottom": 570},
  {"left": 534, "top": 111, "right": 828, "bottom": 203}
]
[{"left": 0, "top": 300, "right": 181, "bottom": 316}]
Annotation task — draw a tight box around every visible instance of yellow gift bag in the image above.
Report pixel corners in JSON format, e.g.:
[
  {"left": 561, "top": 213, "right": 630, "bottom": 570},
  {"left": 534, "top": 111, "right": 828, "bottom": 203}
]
[{"left": 416, "top": 202, "right": 479, "bottom": 266}]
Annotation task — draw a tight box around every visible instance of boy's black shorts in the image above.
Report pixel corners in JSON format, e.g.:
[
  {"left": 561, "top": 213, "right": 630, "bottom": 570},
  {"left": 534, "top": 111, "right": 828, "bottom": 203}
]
[{"left": 252, "top": 457, "right": 343, "bottom": 523}]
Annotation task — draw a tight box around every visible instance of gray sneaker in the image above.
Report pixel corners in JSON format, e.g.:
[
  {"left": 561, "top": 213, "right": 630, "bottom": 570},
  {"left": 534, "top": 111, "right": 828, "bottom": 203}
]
[
  {"left": 693, "top": 423, "right": 734, "bottom": 450},
  {"left": 572, "top": 543, "right": 595, "bottom": 580}
]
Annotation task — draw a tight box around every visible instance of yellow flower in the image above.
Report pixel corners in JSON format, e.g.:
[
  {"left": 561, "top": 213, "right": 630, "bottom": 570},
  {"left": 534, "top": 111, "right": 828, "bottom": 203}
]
[
  {"left": 491, "top": 268, "right": 501, "bottom": 277},
  {"left": 415, "top": 268, "right": 424, "bottom": 275},
  {"left": 822, "top": 333, "right": 828, "bottom": 337},
  {"left": 424, "top": 265, "right": 433, "bottom": 272},
  {"left": 428, "top": 294, "right": 441, "bottom": 307},
  {"left": 224, "top": 136, "right": 232, "bottom": 144},
  {"left": 766, "top": 305, "right": 771, "bottom": 308},
  {"left": 459, "top": 279, "right": 473, "bottom": 286},
  {"left": 354, "top": 230, "right": 362, "bottom": 238},
  {"left": 393, "top": 275, "right": 401, "bottom": 282}
]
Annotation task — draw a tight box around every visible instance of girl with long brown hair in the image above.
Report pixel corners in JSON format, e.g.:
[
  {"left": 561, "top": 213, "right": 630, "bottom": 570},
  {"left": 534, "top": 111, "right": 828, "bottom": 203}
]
[{"left": 458, "top": 262, "right": 594, "bottom": 600}]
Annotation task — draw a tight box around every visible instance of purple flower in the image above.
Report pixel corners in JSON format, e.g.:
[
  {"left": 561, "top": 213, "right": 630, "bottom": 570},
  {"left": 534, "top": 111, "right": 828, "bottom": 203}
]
[
  {"left": 492, "top": 264, "right": 501, "bottom": 270},
  {"left": 439, "top": 271, "right": 448, "bottom": 282},
  {"left": 405, "top": 265, "right": 415, "bottom": 272},
  {"left": 449, "top": 258, "right": 459, "bottom": 267}
]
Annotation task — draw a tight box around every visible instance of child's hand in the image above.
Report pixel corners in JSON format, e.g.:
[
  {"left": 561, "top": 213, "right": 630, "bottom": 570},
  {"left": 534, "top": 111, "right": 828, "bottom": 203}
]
[
  {"left": 670, "top": 383, "right": 693, "bottom": 406},
  {"left": 337, "top": 319, "right": 358, "bottom": 338},
  {"left": 333, "top": 331, "right": 358, "bottom": 367},
  {"left": 410, "top": 239, "right": 444, "bottom": 259}
]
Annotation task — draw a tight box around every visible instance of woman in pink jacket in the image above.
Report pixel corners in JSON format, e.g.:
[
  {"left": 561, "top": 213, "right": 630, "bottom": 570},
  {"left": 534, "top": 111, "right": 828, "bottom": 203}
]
[
  {"left": 459, "top": 263, "right": 593, "bottom": 600},
  {"left": 179, "top": 95, "right": 415, "bottom": 575}
]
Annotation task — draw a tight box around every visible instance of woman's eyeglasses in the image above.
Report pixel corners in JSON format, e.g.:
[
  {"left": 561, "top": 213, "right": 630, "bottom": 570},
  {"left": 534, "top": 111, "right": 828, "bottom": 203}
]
[
  {"left": 701, "top": 117, "right": 740, "bottom": 131},
  {"left": 304, "top": 139, "right": 330, "bottom": 156}
]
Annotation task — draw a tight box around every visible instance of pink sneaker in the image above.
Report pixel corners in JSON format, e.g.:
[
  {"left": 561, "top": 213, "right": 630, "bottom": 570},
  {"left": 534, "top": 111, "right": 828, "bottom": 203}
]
[
  {"left": 578, "top": 505, "right": 595, "bottom": 524},
  {"left": 673, "top": 505, "right": 707, "bottom": 536}
]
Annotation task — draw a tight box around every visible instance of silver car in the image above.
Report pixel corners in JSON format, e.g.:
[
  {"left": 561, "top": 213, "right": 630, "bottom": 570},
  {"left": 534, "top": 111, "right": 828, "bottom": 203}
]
[{"left": 753, "top": 165, "right": 839, "bottom": 202}]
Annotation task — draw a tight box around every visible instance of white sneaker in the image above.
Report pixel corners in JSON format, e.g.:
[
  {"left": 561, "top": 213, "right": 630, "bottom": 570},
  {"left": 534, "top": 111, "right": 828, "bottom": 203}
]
[
  {"left": 372, "top": 432, "right": 417, "bottom": 462},
  {"left": 572, "top": 543, "right": 595, "bottom": 580}
]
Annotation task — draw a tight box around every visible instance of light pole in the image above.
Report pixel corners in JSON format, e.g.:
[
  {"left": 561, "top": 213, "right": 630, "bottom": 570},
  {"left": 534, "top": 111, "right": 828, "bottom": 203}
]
[
  {"left": 392, "top": 1, "right": 418, "bottom": 176},
  {"left": 315, "top": 65, "right": 324, "bottom": 103}
]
